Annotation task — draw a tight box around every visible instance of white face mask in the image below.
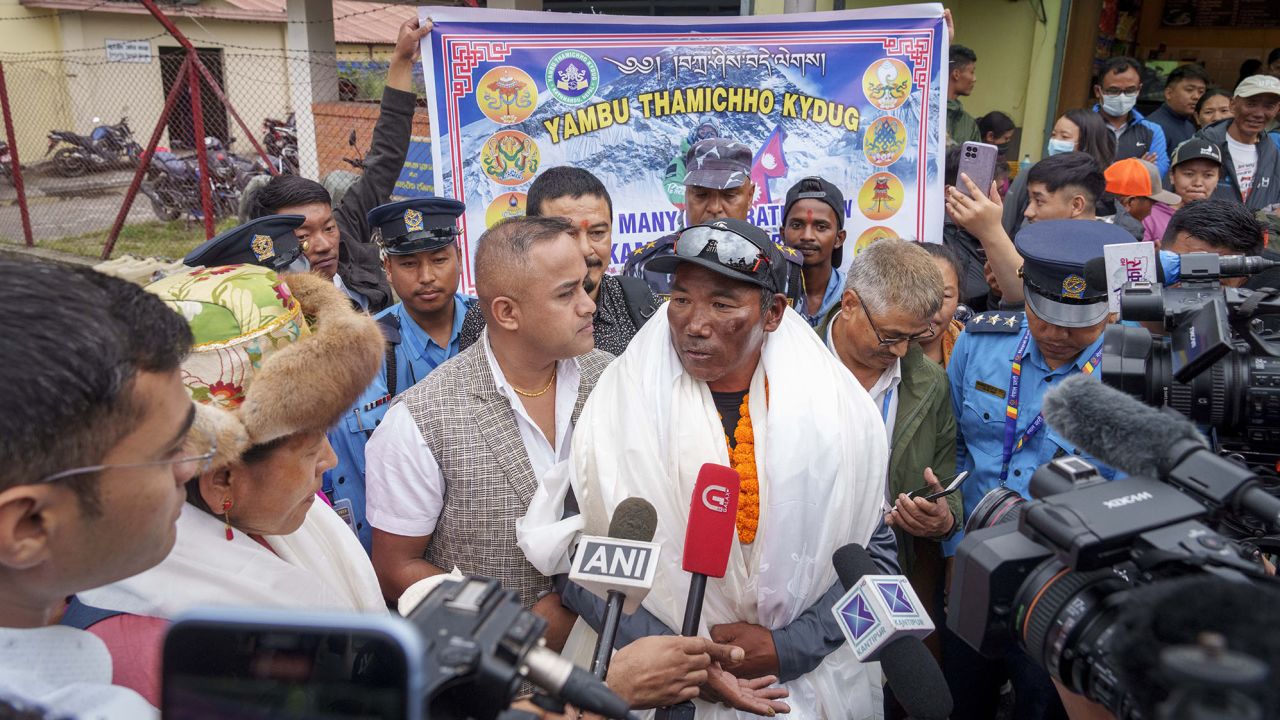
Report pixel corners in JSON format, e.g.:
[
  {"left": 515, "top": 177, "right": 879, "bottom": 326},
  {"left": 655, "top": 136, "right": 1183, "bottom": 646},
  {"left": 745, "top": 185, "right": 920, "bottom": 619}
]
[
  {"left": 1046, "top": 138, "right": 1075, "bottom": 156},
  {"left": 1101, "top": 92, "right": 1138, "bottom": 117}
]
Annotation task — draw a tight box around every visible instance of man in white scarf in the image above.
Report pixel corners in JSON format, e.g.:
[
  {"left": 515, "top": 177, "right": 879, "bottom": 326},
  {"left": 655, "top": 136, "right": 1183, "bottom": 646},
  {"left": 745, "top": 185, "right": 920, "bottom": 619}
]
[{"left": 521, "top": 219, "right": 888, "bottom": 719}]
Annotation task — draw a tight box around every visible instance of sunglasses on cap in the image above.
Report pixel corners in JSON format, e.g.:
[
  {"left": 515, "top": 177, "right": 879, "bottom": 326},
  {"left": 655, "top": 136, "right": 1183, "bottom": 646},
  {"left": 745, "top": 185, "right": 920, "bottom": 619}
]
[{"left": 674, "top": 225, "right": 773, "bottom": 277}]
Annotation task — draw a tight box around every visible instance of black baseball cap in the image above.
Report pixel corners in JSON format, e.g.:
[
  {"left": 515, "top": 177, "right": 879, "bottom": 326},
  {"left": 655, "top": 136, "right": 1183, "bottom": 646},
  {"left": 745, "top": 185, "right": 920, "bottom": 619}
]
[
  {"left": 782, "top": 177, "right": 847, "bottom": 265},
  {"left": 645, "top": 218, "right": 781, "bottom": 292}
]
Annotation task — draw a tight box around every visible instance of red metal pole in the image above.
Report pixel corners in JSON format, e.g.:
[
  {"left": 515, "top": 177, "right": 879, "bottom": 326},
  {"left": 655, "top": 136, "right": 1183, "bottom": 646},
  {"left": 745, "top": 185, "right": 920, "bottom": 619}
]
[
  {"left": 135, "top": 0, "right": 195, "bottom": 51},
  {"left": 192, "top": 58, "right": 277, "bottom": 175},
  {"left": 188, "top": 52, "right": 215, "bottom": 238},
  {"left": 101, "top": 53, "right": 192, "bottom": 260},
  {"left": 0, "top": 62, "right": 34, "bottom": 247}
]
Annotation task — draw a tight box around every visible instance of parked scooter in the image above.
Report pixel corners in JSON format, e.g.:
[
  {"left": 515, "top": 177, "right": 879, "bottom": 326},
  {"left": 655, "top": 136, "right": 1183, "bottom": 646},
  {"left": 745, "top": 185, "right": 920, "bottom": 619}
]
[
  {"left": 139, "top": 138, "right": 241, "bottom": 223},
  {"left": 45, "top": 116, "right": 141, "bottom": 177},
  {"left": 262, "top": 113, "right": 298, "bottom": 175}
]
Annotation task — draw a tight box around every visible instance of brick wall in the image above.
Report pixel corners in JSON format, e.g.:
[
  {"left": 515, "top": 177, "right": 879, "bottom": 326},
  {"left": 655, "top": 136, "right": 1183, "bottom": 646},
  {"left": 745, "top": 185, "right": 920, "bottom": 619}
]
[{"left": 311, "top": 101, "right": 431, "bottom": 178}]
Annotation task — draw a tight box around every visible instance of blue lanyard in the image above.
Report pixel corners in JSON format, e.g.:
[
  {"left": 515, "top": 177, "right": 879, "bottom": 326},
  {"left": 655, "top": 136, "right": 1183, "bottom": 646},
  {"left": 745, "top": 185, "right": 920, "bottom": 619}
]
[
  {"left": 998, "top": 332, "right": 1104, "bottom": 483},
  {"left": 880, "top": 388, "right": 894, "bottom": 424}
]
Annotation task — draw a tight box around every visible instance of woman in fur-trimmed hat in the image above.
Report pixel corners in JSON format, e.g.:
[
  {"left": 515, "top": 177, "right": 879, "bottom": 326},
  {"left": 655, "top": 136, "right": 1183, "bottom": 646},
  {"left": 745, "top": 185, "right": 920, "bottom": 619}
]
[{"left": 69, "top": 264, "right": 388, "bottom": 705}]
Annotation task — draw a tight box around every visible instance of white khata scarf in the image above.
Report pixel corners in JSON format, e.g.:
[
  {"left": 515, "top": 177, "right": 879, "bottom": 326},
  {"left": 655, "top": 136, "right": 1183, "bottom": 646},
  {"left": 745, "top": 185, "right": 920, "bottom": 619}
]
[{"left": 520, "top": 304, "right": 888, "bottom": 719}]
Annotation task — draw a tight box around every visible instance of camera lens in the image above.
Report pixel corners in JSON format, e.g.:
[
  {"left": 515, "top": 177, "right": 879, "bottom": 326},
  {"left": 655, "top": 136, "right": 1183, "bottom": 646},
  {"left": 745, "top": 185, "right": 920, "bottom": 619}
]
[
  {"left": 965, "top": 486, "right": 1027, "bottom": 534},
  {"left": 1013, "top": 560, "right": 1131, "bottom": 709}
]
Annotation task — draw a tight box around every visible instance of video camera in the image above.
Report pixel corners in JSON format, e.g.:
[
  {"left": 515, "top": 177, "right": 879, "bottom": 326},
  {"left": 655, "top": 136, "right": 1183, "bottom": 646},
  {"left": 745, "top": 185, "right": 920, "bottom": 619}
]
[
  {"left": 1100, "top": 251, "right": 1280, "bottom": 469},
  {"left": 162, "top": 576, "right": 631, "bottom": 720},
  {"left": 949, "top": 454, "right": 1279, "bottom": 718}
]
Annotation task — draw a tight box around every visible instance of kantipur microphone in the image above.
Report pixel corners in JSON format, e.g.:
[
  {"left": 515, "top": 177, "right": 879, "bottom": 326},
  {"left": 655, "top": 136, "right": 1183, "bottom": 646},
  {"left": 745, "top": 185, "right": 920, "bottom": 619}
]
[
  {"left": 832, "top": 544, "right": 953, "bottom": 720},
  {"left": 655, "top": 463, "right": 740, "bottom": 720},
  {"left": 567, "top": 497, "right": 661, "bottom": 679}
]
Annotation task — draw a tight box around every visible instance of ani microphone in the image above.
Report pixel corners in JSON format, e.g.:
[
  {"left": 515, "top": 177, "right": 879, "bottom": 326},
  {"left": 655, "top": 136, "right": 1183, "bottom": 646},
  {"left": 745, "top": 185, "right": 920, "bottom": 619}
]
[
  {"left": 568, "top": 497, "right": 661, "bottom": 679},
  {"left": 831, "top": 544, "right": 953, "bottom": 720},
  {"left": 655, "top": 463, "right": 740, "bottom": 720}
]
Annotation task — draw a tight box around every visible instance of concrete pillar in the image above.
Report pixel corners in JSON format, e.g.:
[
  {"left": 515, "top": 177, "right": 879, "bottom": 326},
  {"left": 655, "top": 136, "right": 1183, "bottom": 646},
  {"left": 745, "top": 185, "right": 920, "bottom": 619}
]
[
  {"left": 285, "top": 0, "right": 337, "bottom": 179},
  {"left": 487, "top": 0, "right": 543, "bottom": 9}
]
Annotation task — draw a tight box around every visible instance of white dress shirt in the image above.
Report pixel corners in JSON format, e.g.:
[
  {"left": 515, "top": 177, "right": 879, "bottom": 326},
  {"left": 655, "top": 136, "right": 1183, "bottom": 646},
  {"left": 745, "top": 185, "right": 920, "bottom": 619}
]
[
  {"left": 333, "top": 273, "right": 369, "bottom": 311},
  {"left": 825, "top": 310, "right": 902, "bottom": 443},
  {"left": 0, "top": 626, "right": 157, "bottom": 719},
  {"left": 365, "top": 330, "right": 582, "bottom": 537}
]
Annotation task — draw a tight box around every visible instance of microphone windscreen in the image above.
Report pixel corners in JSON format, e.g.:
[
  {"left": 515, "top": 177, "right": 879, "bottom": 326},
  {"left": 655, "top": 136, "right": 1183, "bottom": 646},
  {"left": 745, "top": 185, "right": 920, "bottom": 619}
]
[
  {"left": 880, "top": 638, "right": 955, "bottom": 720},
  {"left": 1082, "top": 256, "right": 1108, "bottom": 295},
  {"left": 833, "top": 543, "right": 878, "bottom": 591},
  {"left": 1042, "top": 374, "right": 1207, "bottom": 477},
  {"left": 608, "top": 497, "right": 658, "bottom": 543},
  {"left": 683, "top": 463, "right": 740, "bottom": 578}
]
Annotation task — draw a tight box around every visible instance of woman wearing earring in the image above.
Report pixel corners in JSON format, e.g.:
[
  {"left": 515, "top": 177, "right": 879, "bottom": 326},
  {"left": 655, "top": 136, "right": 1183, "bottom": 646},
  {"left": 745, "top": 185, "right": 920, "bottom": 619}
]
[{"left": 67, "top": 264, "right": 387, "bottom": 705}]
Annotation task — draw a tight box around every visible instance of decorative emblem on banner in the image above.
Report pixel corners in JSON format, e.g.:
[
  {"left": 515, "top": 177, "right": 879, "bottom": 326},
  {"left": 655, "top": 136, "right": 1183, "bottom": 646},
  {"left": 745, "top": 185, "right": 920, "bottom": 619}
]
[
  {"left": 250, "top": 234, "right": 274, "bottom": 261},
  {"left": 403, "top": 209, "right": 424, "bottom": 233},
  {"left": 1062, "top": 274, "right": 1087, "bottom": 299},
  {"left": 480, "top": 130, "right": 541, "bottom": 186},
  {"left": 858, "top": 172, "right": 904, "bottom": 221},
  {"left": 863, "top": 116, "right": 907, "bottom": 167},
  {"left": 862, "top": 58, "right": 912, "bottom": 111},
  {"left": 545, "top": 49, "right": 599, "bottom": 106},
  {"left": 476, "top": 66, "right": 537, "bottom": 124},
  {"left": 485, "top": 191, "right": 528, "bottom": 228},
  {"left": 853, "top": 225, "right": 900, "bottom": 256}
]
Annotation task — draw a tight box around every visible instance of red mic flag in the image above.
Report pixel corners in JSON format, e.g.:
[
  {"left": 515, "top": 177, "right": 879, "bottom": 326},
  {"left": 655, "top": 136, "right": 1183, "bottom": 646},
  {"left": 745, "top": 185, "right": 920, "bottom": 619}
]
[{"left": 682, "top": 463, "right": 740, "bottom": 578}]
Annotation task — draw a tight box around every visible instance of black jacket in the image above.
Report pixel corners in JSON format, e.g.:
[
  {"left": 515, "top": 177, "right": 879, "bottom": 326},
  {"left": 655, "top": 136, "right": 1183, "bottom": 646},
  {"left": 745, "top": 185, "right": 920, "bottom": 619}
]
[{"left": 333, "top": 87, "right": 418, "bottom": 312}]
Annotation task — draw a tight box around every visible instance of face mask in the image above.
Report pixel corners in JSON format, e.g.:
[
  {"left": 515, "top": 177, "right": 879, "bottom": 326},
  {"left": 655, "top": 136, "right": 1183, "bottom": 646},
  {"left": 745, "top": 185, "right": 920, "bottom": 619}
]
[
  {"left": 995, "top": 142, "right": 1011, "bottom": 156},
  {"left": 1101, "top": 92, "right": 1138, "bottom": 117},
  {"left": 1046, "top": 138, "right": 1075, "bottom": 156}
]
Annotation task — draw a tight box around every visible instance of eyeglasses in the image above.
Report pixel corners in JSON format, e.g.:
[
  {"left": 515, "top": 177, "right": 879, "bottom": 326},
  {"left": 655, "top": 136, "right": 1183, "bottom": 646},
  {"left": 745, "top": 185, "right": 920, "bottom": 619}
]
[
  {"left": 675, "top": 225, "right": 772, "bottom": 278},
  {"left": 853, "top": 290, "right": 936, "bottom": 347},
  {"left": 1099, "top": 87, "right": 1140, "bottom": 97},
  {"left": 36, "top": 434, "right": 218, "bottom": 485}
]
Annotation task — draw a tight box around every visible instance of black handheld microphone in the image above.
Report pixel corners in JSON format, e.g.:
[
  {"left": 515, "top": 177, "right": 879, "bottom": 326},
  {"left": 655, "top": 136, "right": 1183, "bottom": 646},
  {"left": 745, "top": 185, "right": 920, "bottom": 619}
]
[
  {"left": 832, "top": 544, "right": 954, "bottom": 720},
  {"left": 568, "top": 497, "right": 660, "bottom": 679},
  {"left": 1043, "top": 374, "right": 1280, "bottom": 527}
]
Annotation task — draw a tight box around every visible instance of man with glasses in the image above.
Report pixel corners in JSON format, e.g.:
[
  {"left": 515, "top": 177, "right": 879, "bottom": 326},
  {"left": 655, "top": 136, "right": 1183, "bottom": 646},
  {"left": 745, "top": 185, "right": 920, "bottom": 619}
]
[
  {"left": 939, "top": 220, "right": 1129, "bottom": 720},
  {"left": 522, "top": 218, "right": 891, "bottom": 717},
  {"left": 0, "top": 259, "right": 197, "bottom": 718},
  {"left": 1093, "top": 56, "right": 1170, "bottom": 176},
  {"left": 816, "top": 241, "right": 960, "bottom": 691}
]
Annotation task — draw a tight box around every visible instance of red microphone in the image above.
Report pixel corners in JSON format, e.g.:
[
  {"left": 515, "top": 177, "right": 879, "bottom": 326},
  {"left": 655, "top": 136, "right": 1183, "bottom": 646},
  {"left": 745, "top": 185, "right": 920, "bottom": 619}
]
[
  {"left": 657, "top": 464, "right": 740, "bottom": 720},
  {"left": 680, "top": 463, "right": 740, "bottom": 635}
]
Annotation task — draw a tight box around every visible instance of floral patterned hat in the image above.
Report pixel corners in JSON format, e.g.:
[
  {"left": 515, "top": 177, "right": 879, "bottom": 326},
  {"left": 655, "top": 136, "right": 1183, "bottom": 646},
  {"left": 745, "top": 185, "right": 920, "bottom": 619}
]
[{"left": 146, "top": 264, "right": 383, "bottom": 469}]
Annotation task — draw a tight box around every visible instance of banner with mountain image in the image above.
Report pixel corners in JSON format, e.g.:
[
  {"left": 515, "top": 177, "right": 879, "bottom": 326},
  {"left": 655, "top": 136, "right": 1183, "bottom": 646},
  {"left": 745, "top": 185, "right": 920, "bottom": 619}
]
[{"left": 421, "top": 5, "right": 947, "bottom": 293}]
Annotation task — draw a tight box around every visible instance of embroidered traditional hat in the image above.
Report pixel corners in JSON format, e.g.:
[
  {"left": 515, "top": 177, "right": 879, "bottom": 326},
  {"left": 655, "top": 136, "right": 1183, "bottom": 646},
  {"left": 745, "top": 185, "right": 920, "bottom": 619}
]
[{"left": 146, "top": 264, "right": 383, "bottom": 469}]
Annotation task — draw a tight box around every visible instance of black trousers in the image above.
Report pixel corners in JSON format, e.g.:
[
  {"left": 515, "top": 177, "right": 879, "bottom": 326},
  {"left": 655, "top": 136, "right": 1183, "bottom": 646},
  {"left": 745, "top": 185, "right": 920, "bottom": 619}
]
[{"left": 938, "top": 621, "right": 1068, "bottom": 720}]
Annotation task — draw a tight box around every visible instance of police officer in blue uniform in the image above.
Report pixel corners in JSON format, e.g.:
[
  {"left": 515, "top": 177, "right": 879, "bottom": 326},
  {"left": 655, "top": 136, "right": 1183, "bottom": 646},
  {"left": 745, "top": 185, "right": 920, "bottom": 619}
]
[
  {"left": 940, "top": 219, "right": 1134, "bottom": 720},
  {"left": 183, "top": 214, "right": 310, "bottom": 272},
  {"left": 324, "top": 197, "right": 473, "bottom": 553}
]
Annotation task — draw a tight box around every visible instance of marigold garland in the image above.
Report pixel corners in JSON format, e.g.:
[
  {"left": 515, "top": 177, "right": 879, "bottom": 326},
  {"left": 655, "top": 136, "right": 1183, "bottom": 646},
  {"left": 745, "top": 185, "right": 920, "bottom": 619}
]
[{"left": 726, "top": 393, "right": 760, "bottom": 544}]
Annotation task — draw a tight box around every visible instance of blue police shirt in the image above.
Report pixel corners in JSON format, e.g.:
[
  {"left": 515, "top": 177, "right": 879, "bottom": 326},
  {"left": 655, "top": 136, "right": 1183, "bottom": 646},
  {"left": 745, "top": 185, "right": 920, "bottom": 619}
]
[
  {"left": 797, "top": 266, "right": 844, "bottom": 328},
  {"left": 324, "top": 294, "right": 472, "bottom": 553},
  {"left": 942, "top": 312, "right": 1116, "bottom": 556}
]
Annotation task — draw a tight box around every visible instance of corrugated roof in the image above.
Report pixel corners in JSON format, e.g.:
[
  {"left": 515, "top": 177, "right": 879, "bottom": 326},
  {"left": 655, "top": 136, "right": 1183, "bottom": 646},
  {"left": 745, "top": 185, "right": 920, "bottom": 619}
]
[{"left": 20, "top": 0, "right": 418, "bottom": 44}]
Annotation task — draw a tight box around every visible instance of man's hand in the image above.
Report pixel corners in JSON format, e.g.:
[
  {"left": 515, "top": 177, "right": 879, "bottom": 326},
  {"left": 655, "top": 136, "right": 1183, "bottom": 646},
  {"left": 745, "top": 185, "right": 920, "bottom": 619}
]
[
  {"left": 983, "top": 259, "right": 1003, "bottom": 298},
  {"left": 944, "top": 8, "right": 955, "bottom": 42},
  {"left": 708, "top": 622, "right": 779, "bottom": 678},
  {"left": 1142, "top": 151, "right": 1158, "bottom": 165},
  {"left": 387, "top": 17, "right": 433, "bottom": 91},
  {"left": 530, "top": 592, "right": 576, "bottom": 653},
  {"left": 946, "top": 174, "right": 1005, "bottom": 240},
  {"left": 701, "top": 667, "right": 791, "bottom": 717},
  {"left": 606, "top": 636, "right": 742, "bottom": 710},
  {"left": 885, "top": 467, "right": 956, "bottom": 538}
]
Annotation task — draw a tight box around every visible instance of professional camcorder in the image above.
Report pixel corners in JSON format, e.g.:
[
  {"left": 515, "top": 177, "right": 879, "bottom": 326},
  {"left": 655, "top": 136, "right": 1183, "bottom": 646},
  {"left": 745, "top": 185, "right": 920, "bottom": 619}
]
[
  {"left": 162, "top": 576, "right": 631, "bottom": 720},
  {"left": 1100, "top": 251, "right": 1280, "bottom": 469},
  {"left": 949, "top": 374, "right": 1280, "bottom": 719}
]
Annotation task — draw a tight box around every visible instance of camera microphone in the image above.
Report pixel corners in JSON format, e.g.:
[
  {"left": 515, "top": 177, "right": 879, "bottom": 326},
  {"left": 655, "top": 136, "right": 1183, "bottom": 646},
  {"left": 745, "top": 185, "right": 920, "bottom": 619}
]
[
  {"left": 830, "top": 544, "right": 953, "bottom": 720},
  {"left": 1043, "top": 374, "right": 1280, "bottom": 527},
  {"left": 567, "top": 497, "right": 661, "bottom": 679}
]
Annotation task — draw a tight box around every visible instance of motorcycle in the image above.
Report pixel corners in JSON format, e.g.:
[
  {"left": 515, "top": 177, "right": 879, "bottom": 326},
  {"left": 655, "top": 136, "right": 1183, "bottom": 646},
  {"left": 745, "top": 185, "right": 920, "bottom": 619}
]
[
  {"left": 45, "top": 116, "right": 141, "bottom": 177},
  {"left": 140, "top": 137, "right": 241, "bottom": 223},
  {"left": 0, "top": 141, "right": 13, "bottom": 185},
  {"left": 262, "top": 113, "right": 298, "bottom": 174}
]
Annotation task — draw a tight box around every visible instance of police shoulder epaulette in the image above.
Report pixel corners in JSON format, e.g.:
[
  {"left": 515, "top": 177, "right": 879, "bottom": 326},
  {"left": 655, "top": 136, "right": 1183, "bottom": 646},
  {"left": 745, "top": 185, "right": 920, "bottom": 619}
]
[
  {"left": 631, "top": 234, "right": 675, "bottom": 262},
  {"left": 375, "top": 312, "right": 401, "bottom": 344},
  {"left": 774, "top": 241, "right": 804, "bottom": 267},
  {"left": 963, "top": 311, "right": 1023, "bottom": 333}
]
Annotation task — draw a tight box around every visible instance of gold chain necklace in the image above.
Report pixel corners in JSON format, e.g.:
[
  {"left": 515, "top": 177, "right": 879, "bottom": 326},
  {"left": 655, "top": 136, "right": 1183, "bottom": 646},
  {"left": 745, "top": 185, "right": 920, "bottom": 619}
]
[{"left": 511, "top": 365, "right": 557, "bottom": 398}]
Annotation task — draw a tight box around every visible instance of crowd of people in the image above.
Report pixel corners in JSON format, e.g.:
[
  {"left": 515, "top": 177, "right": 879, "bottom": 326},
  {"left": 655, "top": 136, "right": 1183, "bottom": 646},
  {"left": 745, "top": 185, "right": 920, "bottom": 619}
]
[{"left": 3, "top": 12, "right": 1280, "bottom": 720}]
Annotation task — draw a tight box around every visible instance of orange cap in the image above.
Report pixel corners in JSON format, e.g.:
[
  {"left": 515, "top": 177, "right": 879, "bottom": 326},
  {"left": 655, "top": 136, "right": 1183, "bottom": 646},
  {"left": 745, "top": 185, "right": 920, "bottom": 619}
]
[{"left": 1104, "top": 158, "right": 1181, "bottom": 204}]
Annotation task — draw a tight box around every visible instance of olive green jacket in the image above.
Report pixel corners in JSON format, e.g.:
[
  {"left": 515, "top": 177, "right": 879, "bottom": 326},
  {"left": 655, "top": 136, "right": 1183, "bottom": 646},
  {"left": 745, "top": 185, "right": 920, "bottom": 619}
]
[
  {"left": 817, "top": 309, "right": 961, "bottom": 573},
  {"left": 947, "top": 98, "right": 981, "bottom": 149}
]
